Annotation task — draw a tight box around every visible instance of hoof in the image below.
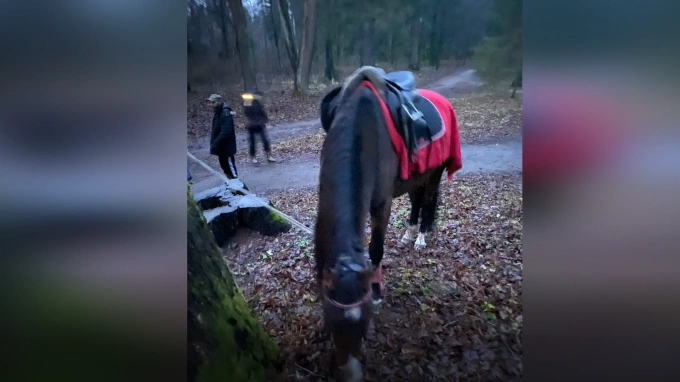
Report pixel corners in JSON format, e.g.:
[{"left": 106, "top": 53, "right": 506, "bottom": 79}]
[
  {"left": 339, "top": 356, "right": 363, "bottom": 382},
  {"left": 401, "top": 225, "right": 418, "bottom": 244},
  {"left": 414, "top": 233, "right": 427, "bottom": 251}
]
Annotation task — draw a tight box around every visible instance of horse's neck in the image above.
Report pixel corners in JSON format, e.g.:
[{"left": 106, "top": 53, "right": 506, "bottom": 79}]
[{"left": 321, "top": 86, "right": 380, "bottom": 263}]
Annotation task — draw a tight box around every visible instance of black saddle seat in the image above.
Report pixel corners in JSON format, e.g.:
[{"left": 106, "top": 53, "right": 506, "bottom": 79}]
[
  {"left": 385, "top": 71, "right": 416, "bottom": 92},
  {"left": 381, "top": 70, "right": 444, "bottom": 159}
]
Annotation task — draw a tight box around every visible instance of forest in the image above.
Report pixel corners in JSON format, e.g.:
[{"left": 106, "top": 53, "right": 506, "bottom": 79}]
[
  {"left": 188, "top": 1, "right": 522, "bottom": 381},
  {"left": 187, "top": 0, "right": 521, "bottom": 93}
]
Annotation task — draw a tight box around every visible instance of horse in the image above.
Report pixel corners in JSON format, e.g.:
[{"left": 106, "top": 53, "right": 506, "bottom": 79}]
[{"left": 314, "top": 68, "right": 462, "bottom": 381}]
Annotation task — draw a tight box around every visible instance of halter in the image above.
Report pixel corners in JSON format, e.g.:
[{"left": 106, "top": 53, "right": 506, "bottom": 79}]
[
  {"left": 323, "top": 287, "right": 373, "bottom": 310},
  {"left": 322, "top": 254, "right": 374, "bottom": 310}
]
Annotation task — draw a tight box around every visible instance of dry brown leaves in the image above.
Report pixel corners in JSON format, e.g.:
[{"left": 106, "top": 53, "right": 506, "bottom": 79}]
[
  {"left": 224, "top": 172, "right": 523, "bottom": 381},
  {"left": 235, "top": 130, "right": 327, "bottom": 162},
  {"left": 452, "top": 92, "right": 523, "bottom": 144},
  {"left": 187, "top": 84, "right": 325, "bottom": 140},
  {"left": 228, "top": 91, "right": 521, "bottom": 163},
  {"left": 187, "top": 61, "right": 466, "bottom": 143}
]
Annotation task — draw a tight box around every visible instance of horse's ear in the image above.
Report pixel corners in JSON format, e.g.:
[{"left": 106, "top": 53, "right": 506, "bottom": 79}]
[{"left": 320, "top": 86, "right": 342, "bottom": 132}]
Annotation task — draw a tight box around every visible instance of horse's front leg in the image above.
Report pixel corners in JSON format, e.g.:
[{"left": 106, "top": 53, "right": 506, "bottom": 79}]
[
  {"left": 332, "top": 326, "right": 364, "bottom": 382},
  {"left": 369, "top": 199, "right": 392, "bottom": 306}
]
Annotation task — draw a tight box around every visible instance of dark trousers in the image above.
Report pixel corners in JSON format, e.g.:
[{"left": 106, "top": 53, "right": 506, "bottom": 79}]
[
  {"left": 218, "top": 155, "right": 238, "bottom": 179},
  {"left": 248, "top": 127, "right": 271, "bottom": 157}
]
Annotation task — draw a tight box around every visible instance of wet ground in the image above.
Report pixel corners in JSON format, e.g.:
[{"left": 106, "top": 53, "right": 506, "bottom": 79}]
[{"left": 190, "top": 141, "right": 522, "bottom": 195}]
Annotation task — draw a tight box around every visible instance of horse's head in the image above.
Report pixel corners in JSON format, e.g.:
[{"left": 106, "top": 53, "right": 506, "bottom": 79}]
[
  {"left": 321, "top": 254, "right": 373, "bottom": 382},
  {"left": 322, "top": 254, "right": 373, "bottom": 318}
]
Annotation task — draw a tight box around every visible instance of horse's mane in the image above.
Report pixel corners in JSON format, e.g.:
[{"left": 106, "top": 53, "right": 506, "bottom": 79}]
[{"left": 316, "top": 84, "right": 381, "bottom": 277}]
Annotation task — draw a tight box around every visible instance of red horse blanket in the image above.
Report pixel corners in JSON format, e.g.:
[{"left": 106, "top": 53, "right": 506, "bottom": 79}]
[{"left": 363, "top": 81, "right": 462, "bottom": 180}]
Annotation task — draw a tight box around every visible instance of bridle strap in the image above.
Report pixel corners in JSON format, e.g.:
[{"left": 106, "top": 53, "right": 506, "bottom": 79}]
[{"left": 323, "top": 288, "right": 373, "bottom": 310}]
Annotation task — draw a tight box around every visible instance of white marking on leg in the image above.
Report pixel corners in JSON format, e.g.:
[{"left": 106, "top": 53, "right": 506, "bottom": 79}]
[
  {"left": 401, "top": 225, "right": 418, "bottom": 244},
  {"left": 342, "top": 356, "right": 362, "bottom": 382},
  {"left": 414, "top": 232, "right": 427, "bottom": 251},
  {"left": 344, "top": 307, "right": 362, "bottom": 322}
]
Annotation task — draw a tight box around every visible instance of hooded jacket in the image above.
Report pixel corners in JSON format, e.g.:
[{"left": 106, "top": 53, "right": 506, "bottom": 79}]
[
  {"left": 210, "top": 102, "right": 237, "bottom": 157},
  {"left": 243, "top": 99, "right": 269, "bottom": 130}
]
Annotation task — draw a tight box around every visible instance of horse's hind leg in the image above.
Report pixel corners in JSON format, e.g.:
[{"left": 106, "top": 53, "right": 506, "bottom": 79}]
[
  {"left": 401, "top": 189, "right": 424, "bottom": 245},
  {"left": 414, "top": 172, "right": 444, "bottom": 251}
]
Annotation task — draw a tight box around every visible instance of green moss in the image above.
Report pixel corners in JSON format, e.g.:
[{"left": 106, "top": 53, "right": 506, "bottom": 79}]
[
  {"left": 269, "top": 210, "right": 288, "bottom": 225},
  {"left": 188, "top": 186, "right": 280, "bottom": 382},
  {"left": 195, "top": 291, "right": 279, "bottom": 382}
]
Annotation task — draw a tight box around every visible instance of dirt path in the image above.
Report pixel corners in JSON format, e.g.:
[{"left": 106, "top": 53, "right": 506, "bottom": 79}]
[
  {"left": 190, "top": 140, "right": 521, "bottom": 195},
  {"left": 425, "top": 68, "right": 484, "bottom": 97}
]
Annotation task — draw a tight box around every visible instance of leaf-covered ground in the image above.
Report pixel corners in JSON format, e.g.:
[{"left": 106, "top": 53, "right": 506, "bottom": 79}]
[
  {"left": 453, "top": 92, "right": 523, "bottom": 144},
  {"left": 188, "top": 62, "right": 468, "bottom": 143},
  {"left": 232, "top": 91, "right": 522, "bottom": 163},
  {"left": 187, "top": 84, "right": 323, "bottom": 140},
  {"left": 223, "top": 172, "right": 523, "bottom": 381},
  {"left": 234, "top": 129, "right": 326, "bottom": 162}
]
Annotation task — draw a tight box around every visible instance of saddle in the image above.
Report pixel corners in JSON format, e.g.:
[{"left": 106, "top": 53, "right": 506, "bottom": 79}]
[
  {"left": 336, "top": 66, "right": 444, "bottom": 162},
  {"left": 382, "top": 71, "right": 444, "bottom": 161}
]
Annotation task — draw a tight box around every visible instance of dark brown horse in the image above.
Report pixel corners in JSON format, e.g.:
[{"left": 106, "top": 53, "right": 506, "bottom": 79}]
[{"left": 314, "top": 74, "right": 461, "bottom": 381}]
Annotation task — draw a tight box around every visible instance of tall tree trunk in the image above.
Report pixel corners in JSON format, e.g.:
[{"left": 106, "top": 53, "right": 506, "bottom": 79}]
[
  {"left": 429, "top": 10, "right": 439, "bottom": 67},
  {"left": 226, "top": 0, "right": 257, "bottom": 91},
  {"left": 510, "top": 69, "right": 522, "bottom": 99},
  {"left": 266, "top": 0, "right": 284, "bottom": 72},
  {"left": 277, "top": 0, "right": 299, "bottom": 92},
  {"left": 408, "top": 17, "right": 422, "bottom": 71},
  {"left": 335, "top": 41, "right": 341, "bottom": 65},
  {"left": 360, "top": 17, "right": 376, "bottom": 67},
  {"left": 187, "top": 185, "right": 279, "bottom": 382},
  {"left": 263, "top": 29, "right": 270, "bottom": 68},
  {"left": 298, "top": 0, "right": 317, "bottom": 94},
  {"left": 388, "top": 31, "right": 395, "bottom": 66},
  {"left": 218, "top": 0, "right": 232, "bottom": 59},
  {"left": 322, "top": 0, "right": 336, "bottom": 81},
  {"left": 324, "top": 32, "right": 336, "bottom": 81}
]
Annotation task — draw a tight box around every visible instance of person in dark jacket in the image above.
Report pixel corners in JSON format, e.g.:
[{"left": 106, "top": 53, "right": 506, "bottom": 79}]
[
  {"left": 242, "top": 89, "right": 277, "bottom": 164},
  {"left": 208, "top": 94, "right": 239, "bottom": 179}
]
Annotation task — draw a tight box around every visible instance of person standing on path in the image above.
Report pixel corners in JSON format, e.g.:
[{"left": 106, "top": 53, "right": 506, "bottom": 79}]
[
  {"left": 243, "top": 89, "right": 277, "bottom": 164},
  {"left": 208, "top": 94, "right": 240, "bottom": 179}
]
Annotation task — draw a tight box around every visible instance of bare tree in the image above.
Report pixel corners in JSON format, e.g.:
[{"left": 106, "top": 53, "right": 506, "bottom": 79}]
[
  {"left": 324, "top": 25, "right": 337, "bottom": 80},
  {"left": 409, "top": 16, "right": 423, "bottom": 71},
  {"left": 360, "top": 17, "right": 376, "bottom": 66},
  {"left": 264, "top": 0, "right": 284, "bottom": 72},
  {"left": 277, "top": 0, "right": 300, "bottom": 92},
  {"left": 226, "top": 0, "right": 257, "bottom": 90},
  {"left": 298, "top": 0, "right": 317, "bottom": 93},
  {"left": 216, "top": 0, "right": 233, "bottom": 59}
]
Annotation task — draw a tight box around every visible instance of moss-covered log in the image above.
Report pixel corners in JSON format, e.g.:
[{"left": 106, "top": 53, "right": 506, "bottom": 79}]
[{"left": 188, "top": 184, "right": 279, "bottom": 382}]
